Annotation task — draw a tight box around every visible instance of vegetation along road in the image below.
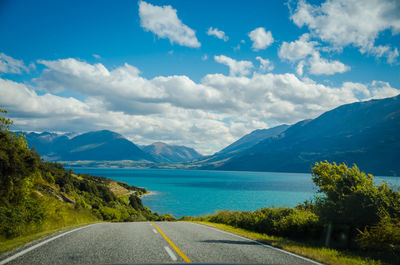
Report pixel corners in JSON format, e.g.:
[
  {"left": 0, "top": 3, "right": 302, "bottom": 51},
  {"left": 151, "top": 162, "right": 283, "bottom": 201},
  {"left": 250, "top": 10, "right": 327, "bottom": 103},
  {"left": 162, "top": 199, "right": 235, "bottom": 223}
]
[{"left": 0, "top": 222, "right": 321, "bottom": 265}]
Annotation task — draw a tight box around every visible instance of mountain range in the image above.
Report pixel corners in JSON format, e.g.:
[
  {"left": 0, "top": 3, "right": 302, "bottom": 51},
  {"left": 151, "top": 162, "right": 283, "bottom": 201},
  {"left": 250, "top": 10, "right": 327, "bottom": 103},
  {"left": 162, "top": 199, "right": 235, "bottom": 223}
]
[
  {"left": 140, "top": 142, "right": 202, "bottom": 163},
  {"left": 21, "top": 95, "right": 400, "bottom": 175},
  {"left": 23, "top": 130, "right": 202, "bottom": 163},
  {"left": 207, "top": 95, "right": 400, "bottom": 176}
]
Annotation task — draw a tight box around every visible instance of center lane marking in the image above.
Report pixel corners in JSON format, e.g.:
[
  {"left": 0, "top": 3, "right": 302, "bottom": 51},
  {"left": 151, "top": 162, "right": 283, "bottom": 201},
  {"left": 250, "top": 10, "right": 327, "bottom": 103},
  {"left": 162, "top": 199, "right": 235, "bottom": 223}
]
[{"left": 150, "top": 222, "right": 192, "bottom": 263}]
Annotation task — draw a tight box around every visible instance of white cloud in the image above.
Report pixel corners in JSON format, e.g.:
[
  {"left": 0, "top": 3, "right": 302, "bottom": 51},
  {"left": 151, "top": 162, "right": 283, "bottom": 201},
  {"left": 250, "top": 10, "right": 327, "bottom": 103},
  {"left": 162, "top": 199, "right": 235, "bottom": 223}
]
[
  {"left": 248, "top": 27, "right": 274, "bottom": 51},
  {"left": 278, "top": 33, "right": 318, "bottom": 62},
  {"left": 0, "top": 53, "right": 29, "bottom": 74},
  {"left": 93, "top": 54, "right": 101, "bottom": 59},
  {"left": 291, "top": 0, "right": 400, "bottom": 63},
  {"left": 296, "top": 60, "right": 305, "bottom": 76},
  {"left": 256, "top": 56, "right": 274, "bottom": 72},
  {"left": 201, "top": 54, "right": 208, "bottom": 61},
  {"left": 214, "top": 55, "right": 254, "bottom": 76},
  {"left": 308, "top": 52, "right": 350, "bottom": 75},
  {"left": 36, "top": 59, "right": 226, "bottom": 114},
  {"left": 138, "top": 1, "right": 200, "bottom": 48},
  {"left": 207, "top": 27, "right": 228, "bottom": 41},
  {"left": 2, "top": 57, "right": 398, "bottom": 154},
  {"left": 277, "top": 34, "right": 349, "bottom": 76},
  {"left": 0, "top": 78, "right": 90, "bottom": 118}
]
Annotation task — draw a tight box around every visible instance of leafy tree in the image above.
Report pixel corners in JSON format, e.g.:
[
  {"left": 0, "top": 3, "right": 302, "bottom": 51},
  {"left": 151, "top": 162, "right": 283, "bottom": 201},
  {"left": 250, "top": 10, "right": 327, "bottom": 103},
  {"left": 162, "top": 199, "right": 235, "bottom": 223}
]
[
  {"left": 311, "top": 161, "right": 400, "bottom": 227},
  {"left": 0, "top": 108, "right": 39, "bottom": 203},
  {"left": 129, "top": 194, "right": 144, "bottom": 211}
]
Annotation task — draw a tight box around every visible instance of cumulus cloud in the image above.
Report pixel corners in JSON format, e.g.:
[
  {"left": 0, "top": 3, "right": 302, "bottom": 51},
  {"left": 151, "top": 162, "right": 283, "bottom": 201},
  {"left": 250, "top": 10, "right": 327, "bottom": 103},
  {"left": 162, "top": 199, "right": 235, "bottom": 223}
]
[
  {"left": 248, "top": 27, "right": 274, "bottom": 51},
  {"left": 278, "top": 34, "right": 349, "bottom": 76},
  {"left": 0, "top": 53, "right": 30, "bottom": 74},
  {"left": 278, "top": 34, "right": 318, "bottom": 62},
  {"left": 207, "top": 27, "right": 228, "bottom": 41},
  {"left": 2, "top": 56, "right": 399, "bottom": 154},
  {"left": 256, "top": 56, "right": 274, "bottom": 72},
  {"left": 214, "top": 55, "right": 254, "bottom": 76},
  {"left": 290, "top": 0, "right": 400, "bottom": 63},
  {"left": 202, "top": 73, "right": 399, "bottom": 122},
  {"left": 139, "top": 1, "right": 200, "bottom": 48},
  {"left": 296, "top": 60, "right": 305, "bottom": 76},
  {"left": 36, "top": 58, "right": 226, "bottom": 114},
  {"left": 308, "top": 52, "right": 350, "bottom": 75},
  {"left": 0, "top": 78, "right": 90, "bottom": 118}
]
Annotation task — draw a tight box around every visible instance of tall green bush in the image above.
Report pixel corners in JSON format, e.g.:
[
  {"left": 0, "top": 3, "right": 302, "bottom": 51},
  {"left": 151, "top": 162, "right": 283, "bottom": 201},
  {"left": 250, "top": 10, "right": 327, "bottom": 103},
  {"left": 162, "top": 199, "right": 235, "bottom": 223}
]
[{"left": 312, "top": 161, "right": 400, "bottom": 228}]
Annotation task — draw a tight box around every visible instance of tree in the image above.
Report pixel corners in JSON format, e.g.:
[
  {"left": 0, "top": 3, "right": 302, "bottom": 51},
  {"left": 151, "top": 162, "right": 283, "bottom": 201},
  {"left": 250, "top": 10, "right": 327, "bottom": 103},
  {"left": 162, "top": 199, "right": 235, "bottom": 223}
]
[
  {"left": 312, "top": 161, "right": 400, "bottom": 228},
  {"left": 0, "top": 108, "right": 39, "bottom": 203}
]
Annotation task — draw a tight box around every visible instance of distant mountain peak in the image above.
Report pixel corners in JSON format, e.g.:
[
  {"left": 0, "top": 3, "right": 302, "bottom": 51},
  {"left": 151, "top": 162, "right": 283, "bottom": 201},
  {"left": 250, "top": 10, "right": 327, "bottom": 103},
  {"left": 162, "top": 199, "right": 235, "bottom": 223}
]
[{"left": 142, "top": 142, "right": 202, "bottom": 163}]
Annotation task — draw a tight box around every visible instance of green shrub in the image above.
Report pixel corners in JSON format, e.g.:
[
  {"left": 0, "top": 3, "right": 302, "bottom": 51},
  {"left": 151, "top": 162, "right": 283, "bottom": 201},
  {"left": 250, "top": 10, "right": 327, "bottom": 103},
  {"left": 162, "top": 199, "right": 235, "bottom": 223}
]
[
  {"left": 312, "top": 161, "right": 400, "bottom": 229},
  {"left": 357, "top": 214, "right": 400, "bottom": 253},
  {"left": 208, "top": 207, "right": 321, "bottom": 238}
]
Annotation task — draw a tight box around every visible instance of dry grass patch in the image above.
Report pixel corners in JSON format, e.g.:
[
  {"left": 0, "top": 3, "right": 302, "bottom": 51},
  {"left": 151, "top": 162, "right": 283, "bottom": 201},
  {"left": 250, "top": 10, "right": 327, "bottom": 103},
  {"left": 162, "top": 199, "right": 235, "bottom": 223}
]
[{"left": 108, "top": 181, "right": 130, "bottom": 197}]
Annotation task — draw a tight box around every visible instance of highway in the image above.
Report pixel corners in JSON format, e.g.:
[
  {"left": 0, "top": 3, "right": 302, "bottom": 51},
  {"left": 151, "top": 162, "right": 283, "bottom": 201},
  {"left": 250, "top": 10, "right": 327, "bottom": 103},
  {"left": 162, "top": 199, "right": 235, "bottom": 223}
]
[{"left": 0, "top": 222, "right": 321, "bottom": 265}]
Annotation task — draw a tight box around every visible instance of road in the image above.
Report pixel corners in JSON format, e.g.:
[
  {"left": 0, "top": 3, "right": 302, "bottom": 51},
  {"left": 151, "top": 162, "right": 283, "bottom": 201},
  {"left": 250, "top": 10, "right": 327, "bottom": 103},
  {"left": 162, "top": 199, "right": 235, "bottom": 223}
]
[{"left": 0, "top": 222, "right": 321, "bottom": 265}]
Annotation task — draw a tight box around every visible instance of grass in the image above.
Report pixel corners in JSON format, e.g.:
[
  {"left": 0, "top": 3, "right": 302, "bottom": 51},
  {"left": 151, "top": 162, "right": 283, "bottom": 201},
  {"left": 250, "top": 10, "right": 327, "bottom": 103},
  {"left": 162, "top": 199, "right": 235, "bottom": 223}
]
[
  {"left": 107, "top": 181, "right": 130, "bottom": 197},
  {"left": 0, "top": 196, "right": 101, "bottom": 256},
  {"left": 0, "top": 222, "right": 100, "bottom": 256},
  {"left": 191, "top": 221, "right": 387, "bottom": 265}
]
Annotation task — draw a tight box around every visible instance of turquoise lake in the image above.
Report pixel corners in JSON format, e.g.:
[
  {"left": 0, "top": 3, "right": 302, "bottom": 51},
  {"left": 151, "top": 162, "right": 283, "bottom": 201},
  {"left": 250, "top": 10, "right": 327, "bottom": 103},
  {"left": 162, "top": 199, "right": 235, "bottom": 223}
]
[{"left": 71, "top": 168, "right": 400, "bottom": 218}]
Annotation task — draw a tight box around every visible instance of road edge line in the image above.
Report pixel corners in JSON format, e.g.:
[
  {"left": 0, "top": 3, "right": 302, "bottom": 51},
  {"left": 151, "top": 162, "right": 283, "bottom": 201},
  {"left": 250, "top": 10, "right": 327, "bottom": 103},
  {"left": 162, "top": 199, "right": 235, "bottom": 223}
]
[
  {"left": 151, "top": 222, "right": 191, "bottom": 263},
  {"left": 187, "top": 222, "right": 324, "bottom": 265},
  {"left": 0, "top": 224, "right": 97, "bottom": 265}
]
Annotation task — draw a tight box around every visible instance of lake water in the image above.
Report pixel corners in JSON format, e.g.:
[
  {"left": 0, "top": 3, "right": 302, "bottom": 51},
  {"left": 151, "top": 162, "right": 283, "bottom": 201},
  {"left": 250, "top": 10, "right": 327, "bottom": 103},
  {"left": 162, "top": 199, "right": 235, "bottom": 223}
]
[{"left": 71, "top": 168, "right": 400, "bottom": 218}]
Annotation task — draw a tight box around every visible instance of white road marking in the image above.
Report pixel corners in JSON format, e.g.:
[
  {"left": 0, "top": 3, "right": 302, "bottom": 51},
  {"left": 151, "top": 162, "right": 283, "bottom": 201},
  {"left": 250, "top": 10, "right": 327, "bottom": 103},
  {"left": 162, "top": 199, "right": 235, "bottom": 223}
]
[
  {"left": 164, "top": 246, "right": 177, "bottom": 261},
  {"left": 0, "top": 224, "right": 96, "bottom": 265},
  {"left": 188, "top": 222, "right": 324, "bottom": 265},
  {"left": 152, "top": 229, "right": 158, "bottom": 234}
]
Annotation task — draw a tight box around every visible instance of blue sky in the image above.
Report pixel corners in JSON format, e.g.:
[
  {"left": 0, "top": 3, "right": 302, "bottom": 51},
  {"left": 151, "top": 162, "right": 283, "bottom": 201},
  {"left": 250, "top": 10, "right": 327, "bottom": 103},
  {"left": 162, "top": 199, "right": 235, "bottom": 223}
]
[{"left": 0, "top": 0, "right": 399, "bottom": 154}]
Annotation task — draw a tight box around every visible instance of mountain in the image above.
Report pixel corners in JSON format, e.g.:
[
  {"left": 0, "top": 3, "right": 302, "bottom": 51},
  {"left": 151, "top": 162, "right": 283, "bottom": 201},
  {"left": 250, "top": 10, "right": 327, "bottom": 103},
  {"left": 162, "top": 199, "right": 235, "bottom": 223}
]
[
  {"left": 24, "top": 130, "right": 153, "bottom": 161},
  {"left": 214, "top": 95, "right": 400, "bottom": 176},
  {"left": 189, "top": 124, "right": 290, "bottom": 168},
  {"left": 141, "top": 142, "right": 203, "bottom": 163},
  {"left": 218, "top": 124, "right": 290, "bottom": 155},
  {"left": 23, "top": 132, "right": 69, "bottom": 156}
]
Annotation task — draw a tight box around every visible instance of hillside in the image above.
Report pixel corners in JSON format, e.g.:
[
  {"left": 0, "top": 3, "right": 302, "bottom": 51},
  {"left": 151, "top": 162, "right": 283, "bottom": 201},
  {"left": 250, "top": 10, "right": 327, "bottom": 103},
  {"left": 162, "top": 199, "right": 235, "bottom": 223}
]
[
  {"left": 215, "top": 95, "right": 400, "bottom": 176},
  {"left": 217, "top": 124, "right": 289, "bottom": 155},
  {"left": 141, "top": 142, "right": 203, "bottom": 162},
  {"left": 189, "top": 124, "right": 291, "bottom": 169},
  {"left": 0, "top": 110, "right": 173, "bottom": 248}
]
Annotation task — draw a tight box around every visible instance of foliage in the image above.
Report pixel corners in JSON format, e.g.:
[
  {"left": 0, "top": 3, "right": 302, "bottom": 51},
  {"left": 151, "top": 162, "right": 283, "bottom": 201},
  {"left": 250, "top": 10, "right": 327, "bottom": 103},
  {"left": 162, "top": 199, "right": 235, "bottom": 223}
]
[
  {"left": 357, "top": 213, "right": 400, "bottom": 254},
  {"left": 205, "top": 206, "right": 321, "bottom": 238},
  {"left": 117, "top": 181, "right": 147, "bottom": 195},
  {"left": 0, "top": 108, "right": 170, "bottom": 241},
  {"left": 311, "top": 161, "right": 400, "bottom": 227},
  {"left": 199, "top": 161, "right": 400, "bottom": 260}
]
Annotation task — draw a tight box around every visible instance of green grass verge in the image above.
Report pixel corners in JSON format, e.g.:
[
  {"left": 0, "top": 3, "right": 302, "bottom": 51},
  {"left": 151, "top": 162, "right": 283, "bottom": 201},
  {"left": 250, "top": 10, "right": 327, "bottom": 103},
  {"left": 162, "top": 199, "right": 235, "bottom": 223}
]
[
  {"left": 0, "top": 196, "right": 101, "bottom": 256},
  {"left": 0, "top": 221, "right": 101, "bottom": 256},
  {"left": 191, "top": 221, "right": 386, "bottom": 265}
]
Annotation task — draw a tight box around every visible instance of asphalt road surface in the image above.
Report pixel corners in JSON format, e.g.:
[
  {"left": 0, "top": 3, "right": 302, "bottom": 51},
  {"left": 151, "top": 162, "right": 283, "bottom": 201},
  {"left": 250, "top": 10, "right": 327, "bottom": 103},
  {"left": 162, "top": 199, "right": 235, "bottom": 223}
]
[{"left": 0, "top": 222, "right": 322, "bottom": 265}]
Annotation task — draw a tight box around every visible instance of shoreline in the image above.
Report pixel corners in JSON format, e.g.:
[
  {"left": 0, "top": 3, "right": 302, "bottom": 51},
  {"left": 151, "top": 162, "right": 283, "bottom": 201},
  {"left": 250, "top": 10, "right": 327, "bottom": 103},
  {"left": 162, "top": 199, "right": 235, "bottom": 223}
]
[{"left": 140, "top": 191, "right": 156, "bottom": 198}]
